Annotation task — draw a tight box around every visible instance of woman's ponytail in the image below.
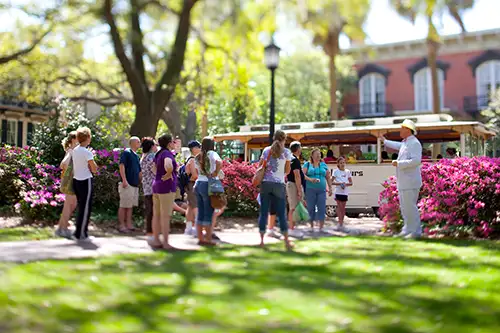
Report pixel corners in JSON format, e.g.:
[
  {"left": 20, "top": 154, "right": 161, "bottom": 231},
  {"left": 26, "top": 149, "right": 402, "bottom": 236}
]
[{"left": 270, "top": 130, "right": 286, "bottom": 158}]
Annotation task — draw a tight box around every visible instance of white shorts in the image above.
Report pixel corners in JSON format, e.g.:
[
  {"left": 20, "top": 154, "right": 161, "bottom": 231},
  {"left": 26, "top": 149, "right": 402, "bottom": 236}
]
[{"left": 118, "top": 184, "right": 139, "bottom": 208}]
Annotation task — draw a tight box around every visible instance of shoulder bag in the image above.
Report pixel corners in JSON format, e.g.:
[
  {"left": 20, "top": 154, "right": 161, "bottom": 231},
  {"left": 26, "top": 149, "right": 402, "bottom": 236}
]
[
  {"left": 60, "top": 156, "right": 75, "bottom": 195},
  {"left": 252, "top": 150, "right": 272, "bottom": 187}
]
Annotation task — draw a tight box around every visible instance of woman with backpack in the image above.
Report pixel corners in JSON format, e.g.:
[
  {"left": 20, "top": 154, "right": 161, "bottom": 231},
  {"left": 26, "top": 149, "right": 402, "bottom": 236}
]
[
  {"left": 56, "top": 131, "right": 78, "bottom": 238},
  {"left": 258, "top": 130, "right": 294, "bottom": 250},
  {"left": 194, "top": 137, "right": 222, "bottom": 246},
  {"left": 182, "top": 140, "right": 201, "bottom": 235}
]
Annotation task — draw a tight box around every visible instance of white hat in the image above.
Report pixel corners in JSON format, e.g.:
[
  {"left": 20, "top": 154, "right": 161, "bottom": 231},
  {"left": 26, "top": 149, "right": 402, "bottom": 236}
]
[{"left": 401, "top": 119, "right": 417, "bottom": 135}]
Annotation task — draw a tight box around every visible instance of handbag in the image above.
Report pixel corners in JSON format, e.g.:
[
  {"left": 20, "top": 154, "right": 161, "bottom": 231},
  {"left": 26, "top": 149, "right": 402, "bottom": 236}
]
[
  {"left": 60, "top": 159, "right": 75, "bottom": 195},
  {"left": 208, "top": 178, "right": 224, "bottom": 195},
  {"left": 210, "top": 193, "right": 227, "bottom": 209},
  {"left": 252, "top": 150, "right": 272, "bottom": 187}
]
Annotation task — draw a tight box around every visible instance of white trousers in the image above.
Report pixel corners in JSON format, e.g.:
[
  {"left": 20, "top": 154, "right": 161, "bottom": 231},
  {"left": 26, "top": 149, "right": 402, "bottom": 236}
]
[{"left": 398, "top": 188, "right": 421, "bottom": 235}]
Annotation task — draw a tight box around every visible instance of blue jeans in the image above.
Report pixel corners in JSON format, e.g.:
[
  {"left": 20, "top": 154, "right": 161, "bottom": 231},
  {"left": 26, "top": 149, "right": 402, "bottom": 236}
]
[
  {"left": 195, "top": 181, "right": 214, "bottom": 226},
  {"left": 259, "top": 182, "right": 288, "bottom": 233},
  {"left": 306, "top": 187, "right": 326, "bottom": 222}
]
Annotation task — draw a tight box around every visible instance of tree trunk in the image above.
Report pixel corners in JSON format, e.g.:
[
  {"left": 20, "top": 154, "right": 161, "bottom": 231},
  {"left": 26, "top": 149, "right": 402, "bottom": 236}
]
[
  {"left": 129, "top": 101, "right": 160, "bottom": 137},
  {"left": 183, "top": 110, "right": 197, "bottom": 142},
  {"left": 104, "top": 0, "right": 197, "bottom": 140},
  {"left": 427, "top": 39, "right": 442, "bottom": 158},
  {"left": 201, "top": 108, "right": 208, "bottom": 138},
  {"left": 427, "top": 39, "right": 440, "bottom": 114},
  {"left": 327, "top": 30, "right": 340, "bottom": 121}
]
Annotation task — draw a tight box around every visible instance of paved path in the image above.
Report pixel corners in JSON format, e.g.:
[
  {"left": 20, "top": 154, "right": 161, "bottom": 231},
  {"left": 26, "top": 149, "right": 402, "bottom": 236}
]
[
  {"left": 0, "top": 233, "right": 280, "bottom": 263},
  {"left": 0, "top": 218, "right": 384, "bottom": 263}
]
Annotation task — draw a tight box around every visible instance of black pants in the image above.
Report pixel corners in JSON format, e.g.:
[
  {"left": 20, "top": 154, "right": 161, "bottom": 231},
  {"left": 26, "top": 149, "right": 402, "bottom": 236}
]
[
  {"left": 73, "top": 178, "right": 93, "bottom": 239},
  {"left": 144, "top": 195, "right": 153, "bottom": 233}
]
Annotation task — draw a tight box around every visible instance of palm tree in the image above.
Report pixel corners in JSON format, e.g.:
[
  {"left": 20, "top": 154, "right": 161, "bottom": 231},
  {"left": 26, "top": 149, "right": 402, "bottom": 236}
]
[
  {"left": 298, "top": 0, "right": 370, "bottom": 120},
  {"left": 391, "top": 0, "right": 474, "bottom": 114}
]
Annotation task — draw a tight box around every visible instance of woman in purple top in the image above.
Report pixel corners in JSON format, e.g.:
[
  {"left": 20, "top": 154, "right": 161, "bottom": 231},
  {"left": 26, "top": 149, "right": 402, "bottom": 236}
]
[{"left": 151, "top": 134, "right": 177, "bottom": 250}]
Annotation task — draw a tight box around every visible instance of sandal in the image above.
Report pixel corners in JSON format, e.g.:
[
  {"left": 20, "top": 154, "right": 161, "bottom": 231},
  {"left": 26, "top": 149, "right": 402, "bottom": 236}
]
[
  {"left": 149, "top": 242, "right": 163, "bottom": 249},
  {"left": 162, "top": 245, "right": 177, "bottom": 251},
  {"left": 197, "top": 241, "right": 217, "bottom": 247},
  {"left": 119, "top": 227, "right": 130, "bottom": 234}
]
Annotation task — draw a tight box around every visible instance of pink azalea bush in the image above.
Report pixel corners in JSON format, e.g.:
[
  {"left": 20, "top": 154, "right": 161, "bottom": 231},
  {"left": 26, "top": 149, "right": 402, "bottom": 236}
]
[
  {"left": 1, "top": 145, "right": 125, "bottom": 222},
  {"left": 379, "top": 157, "right": 500, "bottom": 238},
  {"left": 1, "top": 144, "right": 259, "bottom": 221},
  {"left": 221, "top": 160, "right": 259, "bottom": 216}
]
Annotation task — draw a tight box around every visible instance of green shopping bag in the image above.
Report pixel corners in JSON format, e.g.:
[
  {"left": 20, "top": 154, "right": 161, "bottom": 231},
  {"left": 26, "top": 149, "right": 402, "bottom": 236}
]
[{"left": 293, "top": 201, "right": 310, "bottom": 223}]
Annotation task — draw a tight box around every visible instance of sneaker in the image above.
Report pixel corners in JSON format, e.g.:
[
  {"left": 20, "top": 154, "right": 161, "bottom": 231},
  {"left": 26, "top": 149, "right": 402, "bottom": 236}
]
[
  {"left": 266, "top": 229, "right": 280, "bottom": 238},
  {"left": 184, "top": 222, "right": 194, "bottom": 235},
  {"left": 334, "top": 225, "right": 348, "bottom": 233},
  {"left": 71, "top": 236, "right": 94, "bottom": 242},
  {"left": 54, "top": 228, "right": 65, "bottom": 238},
  {"left": 79, "top": 236, "right": 95, "bottom": 243},
  {"left": 404, "top": 233, "right": 421, "bottom": 240},
  {"left": 289, "top": 229, "right": 303, "bottom": 239},
  {"left": 394, "top": 231, "right": 410, "bottom": 238}
]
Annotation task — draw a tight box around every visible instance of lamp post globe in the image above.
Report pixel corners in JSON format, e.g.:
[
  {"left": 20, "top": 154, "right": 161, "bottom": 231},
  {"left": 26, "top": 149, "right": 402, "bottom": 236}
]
[{"left": 264, "top": 39, "right": 280, "bottom": 144}]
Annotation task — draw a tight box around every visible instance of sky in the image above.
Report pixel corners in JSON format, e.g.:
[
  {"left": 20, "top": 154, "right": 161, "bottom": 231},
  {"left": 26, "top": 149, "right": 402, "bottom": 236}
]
[
  {"left": 275, "top": 0, "right": 500, "bottom": 54},
  {"left": 1, "top": 0, "right": 499, "bottom": 61}
]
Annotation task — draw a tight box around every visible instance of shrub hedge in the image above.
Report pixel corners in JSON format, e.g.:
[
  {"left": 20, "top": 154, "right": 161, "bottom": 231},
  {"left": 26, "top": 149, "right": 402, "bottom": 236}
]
[{"left": 379, "top": 157, "right": 500, "bottom": 238}]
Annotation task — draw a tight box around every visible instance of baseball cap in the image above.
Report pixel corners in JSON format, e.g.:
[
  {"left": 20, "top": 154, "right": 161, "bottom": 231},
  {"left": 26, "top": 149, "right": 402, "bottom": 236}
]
[{"left": 188, "top": 140, "right": 201, "bottom": 149}]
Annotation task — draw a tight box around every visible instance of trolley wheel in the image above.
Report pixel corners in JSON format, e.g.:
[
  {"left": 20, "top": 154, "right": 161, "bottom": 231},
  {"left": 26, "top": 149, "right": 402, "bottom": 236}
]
[{"left": 326, "top": 205, "right": 337, "bottom": 218}]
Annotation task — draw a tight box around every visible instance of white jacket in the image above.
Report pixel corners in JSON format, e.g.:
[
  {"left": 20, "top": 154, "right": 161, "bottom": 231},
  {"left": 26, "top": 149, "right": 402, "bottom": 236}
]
[{"left": 384, "top": 135, "right": 422, "bottom": 190}]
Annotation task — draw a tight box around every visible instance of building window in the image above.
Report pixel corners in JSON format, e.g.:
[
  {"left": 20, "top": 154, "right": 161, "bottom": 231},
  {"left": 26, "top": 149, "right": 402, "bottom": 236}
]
[
  {"left": 27, "top": 122, "right": 37, "bottom": 146},
  {"left": 414, "top": 68, "right": 444, "bottom": 111},
  {"left": 359, "top": 73, "right": 386, "bottom": 116},
  {"left": 6, "top": 120, "right": 17, "bottom": 146},
  {"left": 476, "top": 60, "right": 500, "bottom": 108}
]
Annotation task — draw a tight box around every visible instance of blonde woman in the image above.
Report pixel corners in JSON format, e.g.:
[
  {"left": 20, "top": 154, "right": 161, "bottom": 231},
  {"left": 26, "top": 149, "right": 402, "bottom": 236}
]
[
  {"left": 258, "top": 130, "right": 293, "bottom": 250},
  {"left": 56, "top": 131, "right": 78, "bottom": 238},
  {"left": 72, "top": 127, "right": 98, "bottom": 241}
]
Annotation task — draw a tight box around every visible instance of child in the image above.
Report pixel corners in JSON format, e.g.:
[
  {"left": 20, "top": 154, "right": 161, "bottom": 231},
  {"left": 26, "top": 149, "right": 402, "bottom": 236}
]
[{"left": 332, "top": 156, "right": 353, "bottom": 231}]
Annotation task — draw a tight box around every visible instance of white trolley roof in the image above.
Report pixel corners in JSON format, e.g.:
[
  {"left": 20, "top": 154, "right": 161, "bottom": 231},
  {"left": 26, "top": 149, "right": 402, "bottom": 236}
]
[{"left": 213, "top": 114, "right": 495, "bottom": 148}]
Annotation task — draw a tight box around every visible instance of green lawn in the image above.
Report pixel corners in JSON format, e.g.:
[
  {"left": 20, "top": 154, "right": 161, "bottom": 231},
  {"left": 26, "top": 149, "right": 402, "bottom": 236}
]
[
  {"left": 0, "top": 227, "right": 55, "bottom": 242},
  {"left": 1, "top": 237, "right": 500, "bottom": 333}
]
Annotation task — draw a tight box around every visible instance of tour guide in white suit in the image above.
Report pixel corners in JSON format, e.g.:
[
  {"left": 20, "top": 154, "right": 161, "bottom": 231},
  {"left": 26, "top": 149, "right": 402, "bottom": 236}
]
[{"left": 380, "top": 119, "right": 423, "bottom": 239}]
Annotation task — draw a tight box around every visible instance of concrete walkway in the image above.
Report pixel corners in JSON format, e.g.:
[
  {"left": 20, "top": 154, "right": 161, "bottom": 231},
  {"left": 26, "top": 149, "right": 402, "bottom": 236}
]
[
  {"left": 0, "top": 218, "right": 384, "bottom": 263},
  {"left": 0, "top": 232, "right": 281, "bottom": 263}
]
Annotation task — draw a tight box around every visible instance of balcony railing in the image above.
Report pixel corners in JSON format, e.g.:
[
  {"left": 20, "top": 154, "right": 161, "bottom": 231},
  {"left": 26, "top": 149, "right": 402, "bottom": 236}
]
[
  {"left": 463, "top": 95, "right": 491, "bottom": 115},
  {"left": 344, "top": 102, "right": 394, "bottom": 119}
]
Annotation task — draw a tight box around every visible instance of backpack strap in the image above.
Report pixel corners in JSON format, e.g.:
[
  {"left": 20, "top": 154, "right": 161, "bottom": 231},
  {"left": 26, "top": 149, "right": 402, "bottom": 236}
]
[{"left": 304, "top": 161, "right": 310, "bottom": 174}]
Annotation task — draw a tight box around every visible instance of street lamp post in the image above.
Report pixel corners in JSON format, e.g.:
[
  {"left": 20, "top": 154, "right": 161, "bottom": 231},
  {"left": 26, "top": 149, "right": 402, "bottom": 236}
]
[{"left": 264, "top": 38, "right": 280, "bottom": 144}]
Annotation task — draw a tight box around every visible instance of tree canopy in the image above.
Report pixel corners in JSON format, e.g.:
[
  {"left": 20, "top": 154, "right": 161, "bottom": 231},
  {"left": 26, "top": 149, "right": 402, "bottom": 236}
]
[{"left": 2, "top": 0, "right": 482, "bottom": 141}]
